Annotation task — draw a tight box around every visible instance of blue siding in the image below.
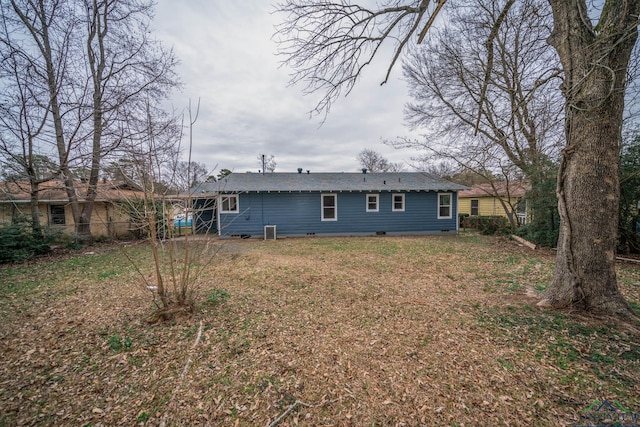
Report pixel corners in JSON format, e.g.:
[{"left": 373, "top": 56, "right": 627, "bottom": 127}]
[
  {"left": 192, "top": 198, "right": 216, "bottom": 234},
  {"left": 218, "top": 191, "right": 458, "bottom": 237}
]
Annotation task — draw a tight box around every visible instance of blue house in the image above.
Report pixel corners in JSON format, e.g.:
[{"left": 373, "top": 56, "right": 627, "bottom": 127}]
[{"left": 190, "top": 171, "right": 467, "bottom": 238}]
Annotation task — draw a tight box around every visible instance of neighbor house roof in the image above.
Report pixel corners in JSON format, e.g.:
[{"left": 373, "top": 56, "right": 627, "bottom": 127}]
[
  {"left": 458, "top": 181, "right": 529, "bottom": 198},
  {"left": 191, "top": 172, "right": 468, "bottom": 195},
  {"left": 0, "top": 180, "right": 144, "bottom": 203}
]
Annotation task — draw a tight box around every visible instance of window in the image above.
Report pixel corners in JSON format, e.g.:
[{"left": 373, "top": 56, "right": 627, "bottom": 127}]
[
  {"left": 392, "top": 193, "right": 405, "bottom": 212},
  {"left": 438, "top": 193, "right": 452, "bottom": 219},
  {"left": 321, "top": 194, "right": 337, "bottom": 221},
  {"left": 516, "top": 198, "right": 527, "bottom": 225},
  {"left": 470, "top": 199, "right": 479, "bottom": 216},
  {"left": 50, "top": 205, "right": 66, "bottom": 225},
  {"left": 366, "top": 194, "right": 379, "bottom": 212},
  {"left": 220, "top": 195, "right": 238, "bottom": 213}
]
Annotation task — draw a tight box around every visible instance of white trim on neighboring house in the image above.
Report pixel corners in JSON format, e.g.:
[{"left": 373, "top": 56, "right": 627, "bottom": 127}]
[
  {"left": 321, "top": 193, "right": 337, "bottom": 221},
  {"left": 220, "top": 194, "right": 239, "bottom": 213},
  {"left": 516, "top": 198, "right": 527, "bottom": 225},
  {"left": 366, "top": 194, "right": 379, "bottom": 212},
  {"left": 438, "top": 193, "right": 452, "bottom": 219},
  {"left": 392, "top": 193, "right": 405, "bottom": 212}
]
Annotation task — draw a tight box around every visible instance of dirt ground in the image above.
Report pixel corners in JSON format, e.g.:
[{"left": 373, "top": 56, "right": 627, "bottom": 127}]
[{"left": 0, "top": 234, "right": 639, "bottom": 426}]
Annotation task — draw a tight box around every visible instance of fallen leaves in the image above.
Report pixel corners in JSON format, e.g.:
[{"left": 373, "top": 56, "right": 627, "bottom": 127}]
[{"left": 0, "top": 235, "right": 638, "bottom": 426}]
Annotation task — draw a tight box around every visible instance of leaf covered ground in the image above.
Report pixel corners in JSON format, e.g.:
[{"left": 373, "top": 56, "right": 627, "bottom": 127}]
[{"left": 0, "top": 234, "right": 639, "bottom": 426}]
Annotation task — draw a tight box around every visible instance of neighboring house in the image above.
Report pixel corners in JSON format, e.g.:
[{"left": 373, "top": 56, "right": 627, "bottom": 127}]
[
  {"left": 458, "top": 181, "right": 529, "bottom": 225},
  {"left": 190, "top": 171, "right": 468, "bottom": 238},
  {"left": 0, "top": 180, "right": 144, "bottom": 238}
]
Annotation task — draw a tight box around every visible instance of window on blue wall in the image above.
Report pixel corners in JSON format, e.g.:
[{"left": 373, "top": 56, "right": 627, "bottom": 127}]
[
  {"left": 366, "top": 194, "right": 379, "bottom": 212},
  {"left": 322, "top": 194, "right": 337, "bottom": 221},
  {"left": 392, "top": 193, "right": 405, "bottom": 212},
  {"left": 220, "top": 195, "right": 238, "bottom": 213},
  {"left": 438, "top": 193, "right": 452, "bottom": 219}
]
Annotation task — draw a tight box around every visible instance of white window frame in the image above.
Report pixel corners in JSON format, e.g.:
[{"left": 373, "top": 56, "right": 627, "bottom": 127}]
[
  {"left": 438, "top": 193, "right": 452, "bottom": 219},
  {"left": 321, "top": 193, "right": 337, "bottom": 221},
  {"left": 366, "top": 194, "right": 379, "bottom": 212},
  {"left": 392, "top": 193, "right": 405, "bottom": 212},
  {"left": 220, "top": 194, "right": 239, "bottom": 213}
]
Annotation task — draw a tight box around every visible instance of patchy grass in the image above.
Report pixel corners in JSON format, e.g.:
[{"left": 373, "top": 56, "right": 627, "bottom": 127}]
[{"left": 0, "top": 234, "right": 638, "bottom": 426}]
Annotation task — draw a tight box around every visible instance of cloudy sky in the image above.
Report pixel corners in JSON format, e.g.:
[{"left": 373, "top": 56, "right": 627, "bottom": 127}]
[{"left": 153, "top": 1, "right": 422, "bottom": 175}]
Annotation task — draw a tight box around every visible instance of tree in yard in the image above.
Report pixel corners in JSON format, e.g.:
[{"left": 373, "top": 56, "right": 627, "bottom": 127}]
[
  {"left": 356, "top": 148, "right": 405, "bottom": 172},
  {"left": 3, "top": 0, "right": 179, "bottom": 243},
  {"left": 275, "top": 0, "right": 640, "bottom": 318},
  {"left": 117, "top": 100, "right": 221, "bottom": 322},
  {"left": 543, "top": 1, "right": 639, "bottom": 317},
  {"left": 0, "top": 55, "right": 57, "bottom": 233},
  {"left": 0, "top": 0, "right": 73, "bottom": 237},
  {"left": 395, "top": 0, "right": 563, "bottom": 230}
]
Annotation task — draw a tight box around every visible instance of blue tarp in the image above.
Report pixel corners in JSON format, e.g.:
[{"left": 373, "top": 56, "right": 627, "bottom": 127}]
[{"left": 173, "top": 214, "right": 192, "bottom": 227}]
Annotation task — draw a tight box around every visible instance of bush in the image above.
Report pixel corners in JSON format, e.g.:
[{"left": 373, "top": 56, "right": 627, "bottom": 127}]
[
  {"left": 125, "top": 200, "right": 171, "bottom": 240},
  {"left": 462, "top": 215, "right": 511, "bottom": 235},
  {"left": 458, "top": 213, "right": 469, "bottom": 227},
  {"left": 515, "top": 222, "right": 559, "bottom": 248},
  {"left": 0, "top": 219, "right": 53, "bottom": 263}
]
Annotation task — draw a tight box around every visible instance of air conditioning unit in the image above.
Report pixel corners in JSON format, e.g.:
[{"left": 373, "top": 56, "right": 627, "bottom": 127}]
[{"left": 264, "top": 225, "right": 276, "bottom": 240}]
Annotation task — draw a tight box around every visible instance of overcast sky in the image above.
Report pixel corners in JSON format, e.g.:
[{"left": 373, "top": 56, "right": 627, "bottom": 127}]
[{"left": 153, "top": 1, "right": 422, "bottom": 175}]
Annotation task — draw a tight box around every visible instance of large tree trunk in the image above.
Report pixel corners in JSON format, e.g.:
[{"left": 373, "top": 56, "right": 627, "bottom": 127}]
[{"left": 542, "top": 0, "right": 639, "bottom": 318}]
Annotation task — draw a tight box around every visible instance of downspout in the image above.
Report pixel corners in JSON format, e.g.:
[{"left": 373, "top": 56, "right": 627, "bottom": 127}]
[
  {"left": 455, "top": 192, "right": 460, "bottom": 232},
  {"left": 216, "top": 194, "right": 221, "bottom": 235}
]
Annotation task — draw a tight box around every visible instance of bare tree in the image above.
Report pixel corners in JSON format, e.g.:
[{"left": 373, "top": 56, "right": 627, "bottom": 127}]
[
  {"left": 416, "top": 160, "right": 455, "bottom": 179},
  {"left": 393, "top": 0, "right": 562, "bottom": 228},
  {"left": 118, "top": 100, "right": 223, "bottom": 322},
  {"left": 171, "top": 161, "right": 209, "bottom": 193},
  {"left": 3, "top": 0, "right": 85, "bottom": 237},
  {"left": 74, "top": 0, "right": 179, "bottom": 241},
  {"left": 258, "top": 154, "right": 277, "bottom": 173},
  {"left": 275, "top": 0, "right": 445, "bottom": 118},
  {"left": 398, "top": 0, "right": 562, "bottom": 178},
  {"left": 276, "top": 0, "right": 640, "bottom": 318},
  {"left": 356, "top": 148, "right": 405, "bottom": 172},
  {"left": 3, "top": 0, "right": 179, "bottom": 243},
  {"left": 0, "top": 18, "right": 57, "bottom": 236}
]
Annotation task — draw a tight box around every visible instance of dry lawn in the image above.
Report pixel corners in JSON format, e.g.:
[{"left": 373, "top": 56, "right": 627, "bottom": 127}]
[{"left": 0, "top": 234, "right": 639, "bottom": 426}]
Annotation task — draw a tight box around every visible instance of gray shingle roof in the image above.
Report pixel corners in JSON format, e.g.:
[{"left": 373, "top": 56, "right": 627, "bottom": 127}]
[{"left": 191, "top": 172, "right": 467, "bottom": 194}]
